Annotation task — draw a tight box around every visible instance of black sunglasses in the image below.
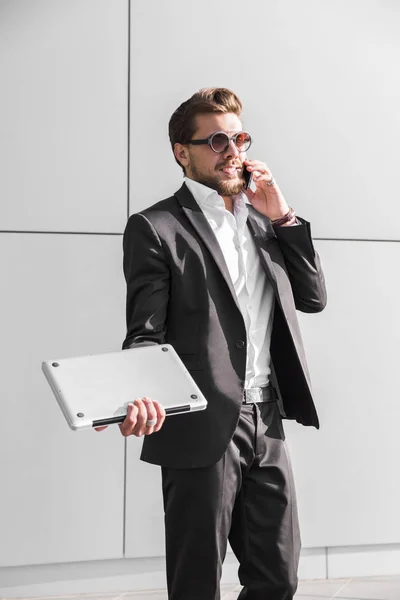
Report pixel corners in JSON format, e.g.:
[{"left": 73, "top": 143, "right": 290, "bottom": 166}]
[{"left": 186, "top": 131, "right": 252, "bottom": 154}]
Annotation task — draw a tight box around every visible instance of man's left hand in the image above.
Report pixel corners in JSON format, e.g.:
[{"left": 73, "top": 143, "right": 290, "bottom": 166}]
[{"left": 243, "top": 159, "right": 291, "bottom": 222}]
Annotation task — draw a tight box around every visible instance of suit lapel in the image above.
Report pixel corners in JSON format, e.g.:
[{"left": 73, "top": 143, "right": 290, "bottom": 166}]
[
  {"left": 246, "top": 207, "right": 279, "bottom": 294},
  {"left": 174, "top": 184, "right": 242, "bottom": 314},
  {"left": 175, "top": 184, "right": 286, "bottom": 312}
]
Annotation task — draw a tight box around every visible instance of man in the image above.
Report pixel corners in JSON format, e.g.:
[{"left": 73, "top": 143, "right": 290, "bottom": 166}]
[{"left": 121, "top": 88, "right": 326, "bottom": 600}]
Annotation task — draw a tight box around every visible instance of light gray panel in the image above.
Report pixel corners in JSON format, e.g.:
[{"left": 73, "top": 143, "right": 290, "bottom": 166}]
[
  {"left": 0, "top": 0, "right": 127, "bottom": 232},
  {"left": 285, "top": 239, "right": 400, "bottom": 547},
  {"left": 0, "top": 557, "right": 168, "bottom": 598},
  {"left": 130, "top": 0, "right": 400, "bottom": 240},
  {"left": 0, "top": 232, "right": 126, "bottom": 566},
  {"left": 327, "top": 545, "right": 400, "bottom": 579}
]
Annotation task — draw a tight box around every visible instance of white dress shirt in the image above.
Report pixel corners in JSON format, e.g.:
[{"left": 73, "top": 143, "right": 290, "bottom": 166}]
[{"left": 184, "top": 177, "right": 275, "bottom": 388}]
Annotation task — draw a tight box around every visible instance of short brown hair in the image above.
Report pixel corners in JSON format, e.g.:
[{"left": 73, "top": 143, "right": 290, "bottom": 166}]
[{"left": 169, "top": 88, "right": 243, "bottom": 173}]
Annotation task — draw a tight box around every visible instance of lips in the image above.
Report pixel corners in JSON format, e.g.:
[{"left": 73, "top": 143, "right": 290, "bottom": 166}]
[{"left": 219, "top": 163, "right": 242, "bottom": 176}]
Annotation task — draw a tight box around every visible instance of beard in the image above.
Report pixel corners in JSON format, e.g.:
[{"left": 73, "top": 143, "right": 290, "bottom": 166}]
[{"left": 189, "top": 160, "right": 245, "bottom": 197}]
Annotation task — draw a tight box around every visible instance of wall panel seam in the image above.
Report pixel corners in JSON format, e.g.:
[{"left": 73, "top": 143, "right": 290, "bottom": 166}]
[
  {"left": 325, "top": 547, "right": 329, "bottom": 580},
  {"left": 2, "top": 233, "right": 400, "bottom": 242},
  {"left": 127, "top": 0, "right": 131, "bottom": 220},
  {"left": 314, "top": 237, "right": 400, "bottom": 243},
  {"left": 123, "top": 0, "right": 132, "bottom": 558},
  {"left": 0, "top": 231, "right": 123, "bottom": 236}
]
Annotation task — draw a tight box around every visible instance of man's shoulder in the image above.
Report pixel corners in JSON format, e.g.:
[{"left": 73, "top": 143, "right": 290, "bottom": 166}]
[
  {"left": 127, "top": 183, "right": 196, "bottom": 230},
  {"left": 139, "top": 194, "right": 178, "bottom": 218},
  {"left": 124, "top": 187, "right": 190, "bottom": 241},
  {"left": 130, "top": 187, "right": 186, "bottom": 223}
]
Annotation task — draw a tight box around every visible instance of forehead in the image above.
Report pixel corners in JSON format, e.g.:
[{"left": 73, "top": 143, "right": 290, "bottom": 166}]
[{"left": 194, "top": 112, "right": 243, "bottom": 136}]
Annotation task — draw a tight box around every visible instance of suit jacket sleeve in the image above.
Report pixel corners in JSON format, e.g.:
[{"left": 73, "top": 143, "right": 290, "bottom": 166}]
[
  {"left": 122, "top": 212, "right": 170, "bottom": 349},
  {"left": 273, "top": 217, "right": 327, "bottom": 313}
]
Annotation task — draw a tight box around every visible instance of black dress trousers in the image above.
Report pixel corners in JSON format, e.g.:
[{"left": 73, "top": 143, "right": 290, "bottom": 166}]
[{"left": 161, "top": 400, "right": 301, "bottom": 600}]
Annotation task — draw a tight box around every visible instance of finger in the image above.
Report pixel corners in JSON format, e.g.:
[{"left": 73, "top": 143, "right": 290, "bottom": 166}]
[
  {"left": 245, "top": 162, "right": 272, "bottom": 179},
  {"left": 245, "top": 159, "right": 269, "bottom": 171},
  {"left": 142, "top": 397, "right": 158, "bottom": 435},
  {"left": 254, "top": 172, "right": 276, "bottom": 185},
  {"left": 94, "top": 426, "right": 108, "bottom": 432},
  {"left": 152, "top": 401, "right": 166, "bottom": 432},
  {"left": 249, "top": 171, "right": 271, "bottom": 186},
  {"left": 119, "top": 402, "right": 139, "bottom": 437},
  {"left": 131, "top": 398, "right": 149, "bottom": 437}
]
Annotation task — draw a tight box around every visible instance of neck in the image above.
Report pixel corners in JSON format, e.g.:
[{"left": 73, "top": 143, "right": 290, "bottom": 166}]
[{"left": 222, "top": 196, "right": 234, "bottom": 213}]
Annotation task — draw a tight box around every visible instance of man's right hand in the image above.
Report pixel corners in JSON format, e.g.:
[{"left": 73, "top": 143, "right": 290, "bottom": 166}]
[{"left": 95, "top": 397, "right": 166, "bottom": 436}]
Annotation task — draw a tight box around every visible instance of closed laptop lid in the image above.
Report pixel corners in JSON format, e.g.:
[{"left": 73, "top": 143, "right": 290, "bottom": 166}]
[{"left": 42, "top": 344, "right": 207, "bottom": 430}]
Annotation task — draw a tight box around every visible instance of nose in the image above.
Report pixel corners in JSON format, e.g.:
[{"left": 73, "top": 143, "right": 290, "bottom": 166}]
[{"left": 223, "top": 139, "right": 240, "bottom": 159}]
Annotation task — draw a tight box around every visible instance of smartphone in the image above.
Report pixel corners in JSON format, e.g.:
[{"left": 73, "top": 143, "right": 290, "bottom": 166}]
[{"left": 243, "top": 165, "right": 253, "bottom": 190}]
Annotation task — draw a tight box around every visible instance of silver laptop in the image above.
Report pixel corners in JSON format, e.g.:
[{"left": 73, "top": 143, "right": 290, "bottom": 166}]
[{"left": 42, "top": 344, "right": 207, "bottom": 431}]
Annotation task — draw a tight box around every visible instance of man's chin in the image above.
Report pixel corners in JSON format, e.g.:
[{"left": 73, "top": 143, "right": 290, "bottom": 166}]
[
  {"left": 216, "top": 178, "right": 245, "bottom": 196},
  {"left": 190, "top": 172, "right": 244, "bottom": 196},
  {"left": 213, "top": 172, "right": 245, "bottom": 196}
]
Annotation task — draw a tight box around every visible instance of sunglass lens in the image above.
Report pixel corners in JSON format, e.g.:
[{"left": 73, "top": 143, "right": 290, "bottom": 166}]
[
  {"left": 235, "top": 132, "right": 251, "bottom": 151},
  {"left": 210, "top": 133, "right": 229, "bottom": 152}
]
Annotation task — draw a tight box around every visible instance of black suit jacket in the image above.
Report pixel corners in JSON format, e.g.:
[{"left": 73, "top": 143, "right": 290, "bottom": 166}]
[{"left": 122, "top": 183, "right": 327, "bottom": 469}]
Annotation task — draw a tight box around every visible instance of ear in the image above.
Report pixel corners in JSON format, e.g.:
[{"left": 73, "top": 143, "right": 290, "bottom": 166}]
[{"left": 174, "top": 143, "right": 190, "bottom": 169}]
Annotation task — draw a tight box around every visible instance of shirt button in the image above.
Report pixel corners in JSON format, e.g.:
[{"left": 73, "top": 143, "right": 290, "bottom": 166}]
[{"left": 235, "top": 340, "right": 245, "bottom": 349}]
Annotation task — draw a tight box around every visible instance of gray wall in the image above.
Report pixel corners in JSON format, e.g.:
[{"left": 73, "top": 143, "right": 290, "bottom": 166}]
[
  {"left": 1, "top": 0, "right": 400, "bottom": 595},
  {"left": 0, "top": 0, "right": 128, "bottom": 570}
]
